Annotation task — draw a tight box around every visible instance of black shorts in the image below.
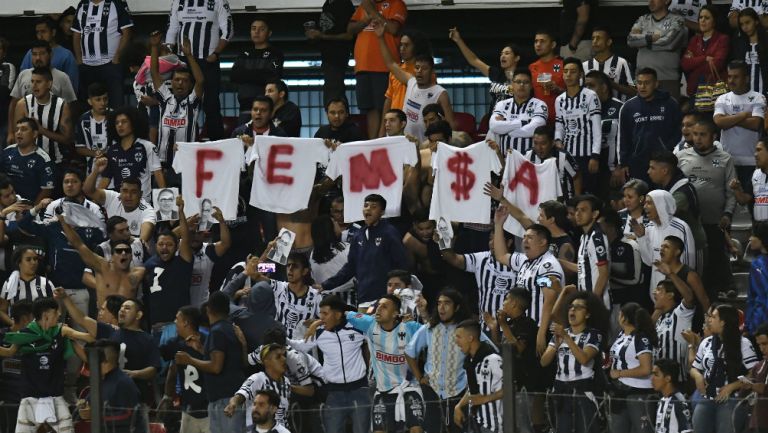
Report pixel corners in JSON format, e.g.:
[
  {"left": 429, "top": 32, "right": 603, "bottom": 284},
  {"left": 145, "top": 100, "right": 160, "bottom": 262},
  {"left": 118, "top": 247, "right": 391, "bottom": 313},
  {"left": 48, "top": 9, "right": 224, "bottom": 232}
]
[
  {"left": 355, "top": 72, "right": 389, "bottom": 112},
  {"left": 372, "top": 389, "right": 425, "bottom": 431}
]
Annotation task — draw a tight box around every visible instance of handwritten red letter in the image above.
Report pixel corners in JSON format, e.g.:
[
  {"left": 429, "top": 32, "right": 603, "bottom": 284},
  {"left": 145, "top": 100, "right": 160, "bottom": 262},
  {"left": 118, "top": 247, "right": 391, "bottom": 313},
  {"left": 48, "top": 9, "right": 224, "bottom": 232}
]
[
  {"left": 196, "top": 149, "right": 223, "bottom": 197},
  {"left": 266, "top": 144, "right": 294, "bottom": 185},
  {"left": 507, "top": 161, "right": 539, "bottom": 205},
  {"left": 349, "top": 149, "right": 398, "bottom": 192}
]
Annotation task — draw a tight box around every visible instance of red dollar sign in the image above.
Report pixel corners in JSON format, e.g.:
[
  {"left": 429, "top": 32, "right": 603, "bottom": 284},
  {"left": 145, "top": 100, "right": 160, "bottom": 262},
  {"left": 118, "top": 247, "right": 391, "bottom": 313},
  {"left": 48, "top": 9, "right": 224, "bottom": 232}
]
[{"left": 447, "top": 152, "right": 475, "bottom": 201}]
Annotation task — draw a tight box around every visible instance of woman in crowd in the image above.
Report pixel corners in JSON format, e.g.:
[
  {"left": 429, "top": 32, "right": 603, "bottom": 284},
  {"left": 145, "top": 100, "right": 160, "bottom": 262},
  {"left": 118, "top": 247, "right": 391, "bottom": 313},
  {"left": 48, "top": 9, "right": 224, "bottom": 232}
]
[
  {"left": 618, "top": 179, "right": 649, "bottom": 236},
  {"left": 681, "top": 5, "right": 729, "bottom": 99},
  {"left": 691, "top": 304, "right": 758, "bottom": 433},
  {"left": 448, "top": 27, "right": 522, "bottom": 112},
  {"left": 0, "top": 247, "right": 55, "bottom": 326},
  {"left": 309, "top": 214, "right": 355, "bottom": 305},
  {"left": 608, "top": 302, "right": 657, "bottom": 433},
  {"left": 541, "top": 291, "right": 609, "bottom": 433},
  {"left": 731, "top": 7, "right": 768, "bottom": 94}
]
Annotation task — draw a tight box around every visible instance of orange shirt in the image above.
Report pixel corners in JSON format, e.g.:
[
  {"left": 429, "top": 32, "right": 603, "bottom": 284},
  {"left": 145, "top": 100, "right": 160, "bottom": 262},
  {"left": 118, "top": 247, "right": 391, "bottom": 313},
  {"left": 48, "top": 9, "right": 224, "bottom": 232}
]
[
  {"left": 351, "top": 0, "right": 408, "bottom": 73},
  {"left": 385, "top": 62, "right": 415, "bottom": 109},
  {"left": 529, "top": 57, "right": 565, "bottom": 124}
]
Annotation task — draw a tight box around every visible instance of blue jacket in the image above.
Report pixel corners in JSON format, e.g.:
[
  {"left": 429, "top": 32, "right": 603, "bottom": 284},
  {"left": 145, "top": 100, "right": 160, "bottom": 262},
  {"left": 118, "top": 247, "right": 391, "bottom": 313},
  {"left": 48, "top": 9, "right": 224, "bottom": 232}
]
[
  {"left": 322, "top": 219, "right": 409, "bottom": 304},
  {"left": 617, "top": 90, "right": 682, "bottom": 166},
  {"left": 17, "top": 212, "right": 105, "bottom": 290}
]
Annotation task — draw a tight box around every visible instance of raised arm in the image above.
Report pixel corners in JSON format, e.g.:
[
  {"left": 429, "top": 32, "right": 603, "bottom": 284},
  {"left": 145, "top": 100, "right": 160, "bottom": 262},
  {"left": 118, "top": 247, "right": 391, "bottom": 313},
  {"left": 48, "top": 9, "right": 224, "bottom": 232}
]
[
  {"left": 176, "top": 195, "right": 193, "bottom": 262},
  {"left": 57, "top": 215, "right": 105, "bottom": 272},
  {"left": 53, "top": 287, "right": 98, "bottom": 337},
  {"left": 83, "top": 157, "right": 108, "bottom": 205},
  {"left": 149, "top": 31, "right": 165, "bottom": 92},
  {"left": 448, "top": 27, "right": 490, "bottom": 76},
  {"left": 181, "top": 38, "right": 205, "bottom": 98},
  {"left": 492, "top": 205, "right": 512, "bottom": 266},
  {"left": 374, "top": 20, "right": 411, "bottom": 84},
  {"left": 483, "top": 182, "right": 534, "bottom": 228},
  {"left": 211, "top": 207, "right": 231, "bottom": 257}
]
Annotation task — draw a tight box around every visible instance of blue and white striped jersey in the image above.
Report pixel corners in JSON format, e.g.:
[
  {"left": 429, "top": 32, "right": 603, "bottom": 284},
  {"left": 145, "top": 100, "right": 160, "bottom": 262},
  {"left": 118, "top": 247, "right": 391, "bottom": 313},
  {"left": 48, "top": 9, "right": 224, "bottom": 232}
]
[
  {"left": 346, "top": 312, "right": 421, "bottom": 392},
  {"left": 551, "top": 327, "right": 602, "bottom": 382},
  {"left": 555, "top": 87, "right": 602, "bottom": 158}
]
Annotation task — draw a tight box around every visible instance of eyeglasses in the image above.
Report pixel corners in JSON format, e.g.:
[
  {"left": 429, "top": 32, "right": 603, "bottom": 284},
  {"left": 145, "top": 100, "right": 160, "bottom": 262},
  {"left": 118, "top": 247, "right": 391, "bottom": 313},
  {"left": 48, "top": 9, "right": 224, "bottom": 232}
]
[
  {"left": 114, "top": 249, "right": 132, "bottom": 255},
  {"left": 569, "top": 304, "right": 587, "bottom": 311}
]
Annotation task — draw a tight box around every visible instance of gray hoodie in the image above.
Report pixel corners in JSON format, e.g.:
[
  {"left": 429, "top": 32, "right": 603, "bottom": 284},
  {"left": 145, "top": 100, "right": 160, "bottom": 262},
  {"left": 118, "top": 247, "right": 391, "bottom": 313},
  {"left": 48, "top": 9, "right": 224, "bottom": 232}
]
[{"left": 627, "top": 11, "right": 686, "bottom": 80}]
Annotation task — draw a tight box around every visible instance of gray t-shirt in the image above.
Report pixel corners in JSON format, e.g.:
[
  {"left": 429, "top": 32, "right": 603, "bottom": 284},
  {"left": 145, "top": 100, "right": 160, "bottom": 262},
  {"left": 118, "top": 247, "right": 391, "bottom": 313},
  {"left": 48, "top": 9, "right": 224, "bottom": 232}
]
[{"left": 10, "top": 68, "right": 77, "bottom": 102}]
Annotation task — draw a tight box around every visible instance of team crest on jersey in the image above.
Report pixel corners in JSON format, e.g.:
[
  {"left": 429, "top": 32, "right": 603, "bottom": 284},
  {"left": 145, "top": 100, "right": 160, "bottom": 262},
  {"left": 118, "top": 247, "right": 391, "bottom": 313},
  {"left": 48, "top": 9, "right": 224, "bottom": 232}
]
[
  {"left": 263, "top": 51, "right": 271, "bottom": 58},
  {"left": 481, "top": 368, "right": 490, "bottom": 378},
  {"left": 526, "top": 107, "right": 534, "bottom": 115},
  {"left": 398, "top": 331, "right": 406, "bottom": 340},
  {"left": 375, "top": 237, "right": 382, "bottom": 246},
  {"left": 712, "top": 159, "right": 721, "bottom": 168},
  {"left": 553, "top": 64, "right": 561, "bottom": 73},
  {"left": 660, "top": 106, "right": 665, "bottom": 114},
  {"left": 207, "top": 0, "right": 216, "bottom": 11},
  {"left": 543, "top": 262, "right": 551, "bottom": 269},
  {"left": 348, "top": 334, "right": 355, "bottom": 341},
  {"left": 616, "top": 246, "right": 624, "bottom": 256},
  {"left": 130, "top": 220, "right": 139, "bottom": 233},
  {"left": 39, "top": 355, "right": 49, "bottom": 370},
  {"left": 427, "top": 92, "right": 434, "bottom": 99},
  {"left": 608, "top": 107, "right": 617, "bottom": 116},
  {"left": 135, "top": 152, "right": 143, "bottom": 163},
  {"left": 27, "top": 159, "right": 36, "bottom": 168},
  {"left": 608, "top": 67, "right": 617, "bottom": 79}
]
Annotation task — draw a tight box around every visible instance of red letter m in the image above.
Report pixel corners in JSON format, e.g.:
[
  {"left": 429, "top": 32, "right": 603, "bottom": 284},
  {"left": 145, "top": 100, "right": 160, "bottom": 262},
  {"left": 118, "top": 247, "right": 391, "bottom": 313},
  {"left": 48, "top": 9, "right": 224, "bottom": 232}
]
[{"left": 349, "top": 149, "right": 397, "bottom": 192}]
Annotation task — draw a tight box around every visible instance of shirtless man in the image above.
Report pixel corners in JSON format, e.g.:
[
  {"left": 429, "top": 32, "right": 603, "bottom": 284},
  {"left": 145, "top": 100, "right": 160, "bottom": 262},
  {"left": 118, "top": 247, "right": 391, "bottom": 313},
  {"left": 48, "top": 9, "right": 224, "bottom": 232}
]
[{"left": 59, "top": 215, "right": 144, "bottom": 305}]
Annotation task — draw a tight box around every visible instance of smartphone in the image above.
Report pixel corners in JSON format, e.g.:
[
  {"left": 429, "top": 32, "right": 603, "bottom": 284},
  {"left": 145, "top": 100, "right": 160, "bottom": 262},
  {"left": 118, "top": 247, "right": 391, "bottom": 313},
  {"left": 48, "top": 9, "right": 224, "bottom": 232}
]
[
  {"left": 18, "top": 199, "right": 33, "bottom": 206},
  {"left": 536, "top": 276, "right": 552, "bottom": 287},
  {"left": 258, "top": 263, "right": 276, "bottom": 273}
]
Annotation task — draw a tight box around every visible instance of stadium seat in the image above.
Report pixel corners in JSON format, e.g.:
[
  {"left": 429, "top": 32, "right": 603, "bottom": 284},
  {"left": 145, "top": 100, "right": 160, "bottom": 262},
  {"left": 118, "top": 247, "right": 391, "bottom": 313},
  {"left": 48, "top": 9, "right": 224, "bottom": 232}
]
[
  {"left": 453, "top": 112, "right": 478, "bottom": 140},
  {"left": 478, "top": 112, "right": 490, "bottom": 139}
]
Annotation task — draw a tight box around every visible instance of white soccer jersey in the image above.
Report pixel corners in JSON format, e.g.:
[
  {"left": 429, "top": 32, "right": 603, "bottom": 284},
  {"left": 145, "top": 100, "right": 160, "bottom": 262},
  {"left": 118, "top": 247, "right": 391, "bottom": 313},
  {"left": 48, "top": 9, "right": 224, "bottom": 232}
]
[
  {"left": 555, "top": 87, "right": 602, "bottom": 158},
  {"left": 655, "top": 392, "right": 693, "bottom": 433},
  {"left": 669, "top": 0, "right": 706, "bottom": 22},
  {"left": 714, "top": 91, "right": 766, "bottom": 166},
  {"left": 583, "top": 56, "right": 635, "bottom": 102},
  {"left": 235, "top": 372, "right": 291, "bottom": 428},
  {"left": 166, "top": 0, "right": 233, "bottom": 59},
  {"left": 25, "top": 94, "right": 65, "bottom": 165},
  {"left": 551, "top": 327, "right": 602, "bottom": 382},
  {"left": 464, "top": 251, "right": 517, "bottom": 328},
  {"left": 72, "top": 0, "right": 134, "bottom": 66},
  {"left": 268, "top": 279, "right": 321, "bottom": 340},
  {"left": 577, "top": 225, "right": 611, "bottom": 307},
  {"left": 488, "top": 97, "right": 548, "bottom": 154},
  {"left": 753, "top": 168, "right": 768, "bottom": 221},
  {"left": 403, "top": 77, "right": 446, "bottom": 142},
  {"left": 610, "top": 331, "right": 654, "bottom": 389},
  {"left": 693, "top": 335, "right": 758, "bottom": 397},
  {"left": 508, "top": 251, "right": 564, "bottom": 326},
  {"left": 656, "top": 302, "right": 695, "bottom": 382},
  {"left": 102, "top": 190, "right": 156, "bottom": 238},
  {"left": 156, "top": 84, "right": 201, "bottom": 164}
]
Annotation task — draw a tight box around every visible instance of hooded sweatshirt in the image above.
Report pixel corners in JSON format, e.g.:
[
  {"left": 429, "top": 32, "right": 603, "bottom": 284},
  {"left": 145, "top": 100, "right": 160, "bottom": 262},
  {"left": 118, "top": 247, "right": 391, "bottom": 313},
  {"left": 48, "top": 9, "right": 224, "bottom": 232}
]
[
  {"left": 637, "top": 190, "right": 696, "bottom": 298},
  {"left": 617, "top": 90, "right": 682, "bottom": 167},
  {"left": 663, "top": 168, "right": 708, "bottom": 255}
]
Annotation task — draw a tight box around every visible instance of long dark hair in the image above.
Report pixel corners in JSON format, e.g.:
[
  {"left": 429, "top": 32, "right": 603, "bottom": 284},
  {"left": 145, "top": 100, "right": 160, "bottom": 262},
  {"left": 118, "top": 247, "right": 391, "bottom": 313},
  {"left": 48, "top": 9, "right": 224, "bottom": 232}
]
[
  {"left": 428, "top": 288, "right": 471, "bottom": 329},
  {"left": 738, "top": 8, "right": 768, "bottom": 75},
  {"left": 107, "top": 106, "right": 149, "bottom": 144},
  {"left": 401, "top": 28, "right": 433, "bottom": 59},
  {"left": 311, "top": 215, "right": 345, "bottom": 264},
  {"left": 621, "top": 302, "right": 659, "bottom": 348},
  {"left": 715, "top": 304, "right": 745, "bottom": 381},
  {"left": 558, "top": 291, "right": 611, "bottom": 350}
]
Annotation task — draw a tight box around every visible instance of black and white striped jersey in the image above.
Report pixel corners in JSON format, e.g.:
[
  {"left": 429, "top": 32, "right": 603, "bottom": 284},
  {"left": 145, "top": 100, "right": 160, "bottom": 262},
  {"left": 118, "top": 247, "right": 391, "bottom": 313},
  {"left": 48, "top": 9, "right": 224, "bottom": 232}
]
[
  {"left": 609, "top": 330, "right": 654, "bottom": 389},
  {"left": 583, "top": 56, "right": 635, "bottom": 102},
  {"left": 601, "top": 98, "right": 623, "bottom": 170},
  {"left": 235, "top": 371, "right": 291, "bottom": 428},
  {"left": 468, "top": 350, "right": 503, "bottom": 432},
  {"left": 166, "top": 0, "right": 234, "bottom": 59},
  {"left": 24, "top": 94, "right": 65, "bottom": 165},
  {"left": 488, "top": 97, "right": 548, "bottom": 155},
  {"left": 654, "top": 392, "right": 693, "bottom": 433},
  {"left": 267, "top": 279, "right": 321, "bottom": 340},
  {"left": 745, "top": 43, "right": 764, "bottom": 95},
  {"left": 693, "top": 335, "right": 758, "bottom": 397},
  {"left": 0, "top": 275, "right": 55, "bottom": 304},
  {"left": 463, "top": 251, "right": 517, "bottom": 328},
  {"left": 72, "top": 0, "right": 134, "bottom": 66},
  {"left": 524, "top": 148, "right": 579, "bottom": 200},
  {"left": 551, "top": 327, "right": 603, "bottom": 382},
  {"left": 555, "top": 87, "right": 602, "bottom": 158},
  {"left": 730, "top": 0, "right": 766, "bottom": 14},
  {"left": 75, "top": 111, "right": 110, "bottom": 174},
  {"left": 577, "top": 225, "right": 611, "bottom": 307},
  {"left": 508, "top": 251, "right": 564, "bottom": 326},
  {"left": 669, "top": 0, "right": 706, "bottom": 23},
  {"left": 656, "top": 302, "right": 694, "bottom": 382},
  {"left": 155, "top": 84, "right": 201, "bottom": 163}
]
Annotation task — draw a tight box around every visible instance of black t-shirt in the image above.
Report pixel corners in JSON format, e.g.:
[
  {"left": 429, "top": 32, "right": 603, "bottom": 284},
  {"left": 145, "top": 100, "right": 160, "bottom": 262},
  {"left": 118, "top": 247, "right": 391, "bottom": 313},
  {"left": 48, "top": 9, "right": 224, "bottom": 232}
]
[
  {"left": 314, "top": 121, "right": 366, "bottom": 144},
  {"left": 160, "top": 336, "right": 209, "bottom": 418},
  {"left": 273, "top": 102, "right": 303, "bottom": 138},
  {"left": 560, "top": 0, "right": 597, "bottom": 46},
  {"left": 143, "top": 255, "right": 193, "bottom": 325},
  {"left": 101, "top": 368, "right": 142, "bottom": 433},
  {"left": 504, "top": 315, "right": 541, "bottom": 389},
  {"left": 204, "top": 320, "right": 245, "bottom": 402},
  {"left": 487, "top": 66, "right": 512, "bottom": 110},
  {"left": 19, "top": 326, "right": 67, "bottom": 398},
  {"left": 0, "top": 327, "right": 24, "bottom": 403},
  {"left": 96, "top": 323, "right": 161, "bottom": 373},
  {"left": 318, "top": 0, "right": 355, "bottom": 63},
  {"left": 231, "top": 46, "right": 285, "bottom": 110}
]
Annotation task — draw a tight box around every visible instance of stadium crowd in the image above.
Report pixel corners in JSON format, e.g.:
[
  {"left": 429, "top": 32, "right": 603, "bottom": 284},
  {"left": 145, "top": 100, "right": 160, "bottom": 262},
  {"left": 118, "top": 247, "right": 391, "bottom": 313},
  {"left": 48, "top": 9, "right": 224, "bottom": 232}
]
[{"left": 1, "top": 0, "right": 768, "bottom": 433}]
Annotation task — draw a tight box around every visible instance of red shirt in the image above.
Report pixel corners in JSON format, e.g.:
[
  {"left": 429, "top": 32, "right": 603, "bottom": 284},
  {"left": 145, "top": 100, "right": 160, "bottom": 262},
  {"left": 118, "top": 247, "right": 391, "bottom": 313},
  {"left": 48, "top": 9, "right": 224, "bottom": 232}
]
[
  {"left": 529, "top": 57, "right": 565, "bottom": 124},
  {"left": 681, "top": 31, "right": 730, "bottom": 96}
]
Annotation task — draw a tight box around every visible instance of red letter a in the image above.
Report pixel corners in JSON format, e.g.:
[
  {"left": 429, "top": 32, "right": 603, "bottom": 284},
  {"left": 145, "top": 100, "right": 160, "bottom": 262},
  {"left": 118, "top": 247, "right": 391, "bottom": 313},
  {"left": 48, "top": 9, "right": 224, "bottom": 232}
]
[{"left": 507, "top": 161, "right": 539, "bottom": 205}]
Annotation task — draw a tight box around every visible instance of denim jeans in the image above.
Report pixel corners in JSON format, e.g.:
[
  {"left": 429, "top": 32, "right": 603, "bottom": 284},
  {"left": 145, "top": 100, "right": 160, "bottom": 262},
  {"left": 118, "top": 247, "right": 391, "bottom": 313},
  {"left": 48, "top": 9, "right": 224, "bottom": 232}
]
[
  {"left": 323, "top": 387, "right": 371, "bottom": 433},
  {"left": 692, "top": 397, "right": 749, "bottom": 433},
  {"left": 549, "top": 381, "right": 601, "bottom": 433},
  {"left": 608, "top": 392, "right": 654, "bottom": 433},
  {"left": 208, "top": 397, "right": 244, "bottom": 433}
]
